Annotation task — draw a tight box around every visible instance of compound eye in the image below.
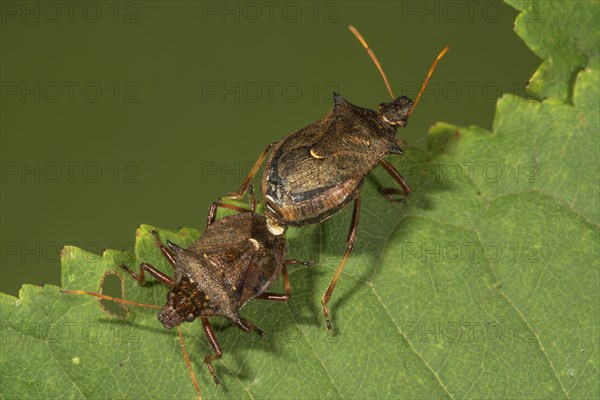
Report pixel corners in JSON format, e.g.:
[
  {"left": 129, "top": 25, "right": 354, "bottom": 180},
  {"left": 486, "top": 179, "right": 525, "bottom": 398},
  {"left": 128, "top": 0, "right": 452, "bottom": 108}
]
[
  {"left": 167, "top": 292, "right": 176, "bottom": 301},
  {"left": 186, "top": 313, "right": 195, "bottom": 322}
]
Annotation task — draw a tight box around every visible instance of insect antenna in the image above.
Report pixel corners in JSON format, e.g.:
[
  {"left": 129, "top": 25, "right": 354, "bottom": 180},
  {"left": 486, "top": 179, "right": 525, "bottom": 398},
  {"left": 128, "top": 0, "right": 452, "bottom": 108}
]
[
  {"left": 348, "top": 25, "right": 395, "bottom": 100},
  {"left": 61, "top": 289, "right": 162, "bottom": 309},
  {"left": 63, "top": 289, "right": 204, "bottom": 398},
  {"left": 178, "top": 325, "right": 203, "bottom": 400},
  {"left": 407, "top": 44, "right": 452, "bottom": 117}
]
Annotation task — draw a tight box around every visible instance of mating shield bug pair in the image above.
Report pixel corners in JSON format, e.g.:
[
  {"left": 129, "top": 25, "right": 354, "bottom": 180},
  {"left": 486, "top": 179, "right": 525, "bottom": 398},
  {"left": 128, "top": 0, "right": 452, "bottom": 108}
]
[{"left": 62, "top": 25, "right": 450, "bottom": 398}]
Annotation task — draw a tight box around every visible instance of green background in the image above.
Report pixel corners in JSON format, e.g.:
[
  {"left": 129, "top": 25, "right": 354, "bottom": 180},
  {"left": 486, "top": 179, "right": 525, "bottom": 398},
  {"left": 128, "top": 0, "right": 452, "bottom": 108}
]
[{"left": 0, "top": 0, "right": 539, "bottom": 296}]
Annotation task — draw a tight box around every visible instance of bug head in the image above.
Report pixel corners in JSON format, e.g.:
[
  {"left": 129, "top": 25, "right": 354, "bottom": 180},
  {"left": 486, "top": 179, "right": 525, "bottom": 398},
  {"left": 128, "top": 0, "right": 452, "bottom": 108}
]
[
  {"left": 378, "top": 96, "right": 414, "bottom": 128},
  {"left": 158, "top": 290, "right": 199, "bottom": 329},
  {"left": 348, "top": 25, "right": 451, "bottom": 130}
]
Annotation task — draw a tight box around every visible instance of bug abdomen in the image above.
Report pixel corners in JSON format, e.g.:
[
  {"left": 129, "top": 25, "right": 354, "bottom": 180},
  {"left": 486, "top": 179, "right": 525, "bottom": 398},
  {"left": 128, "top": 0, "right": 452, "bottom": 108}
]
[{"left": 264, "top": 176, "right": 363, "bottom": 226}]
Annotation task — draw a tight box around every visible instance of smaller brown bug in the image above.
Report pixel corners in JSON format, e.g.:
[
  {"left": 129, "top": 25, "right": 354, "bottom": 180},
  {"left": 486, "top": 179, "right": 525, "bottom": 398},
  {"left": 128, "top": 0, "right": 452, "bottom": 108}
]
[{"left": 62, "top": 186, "right": 311, "bottom": 399}]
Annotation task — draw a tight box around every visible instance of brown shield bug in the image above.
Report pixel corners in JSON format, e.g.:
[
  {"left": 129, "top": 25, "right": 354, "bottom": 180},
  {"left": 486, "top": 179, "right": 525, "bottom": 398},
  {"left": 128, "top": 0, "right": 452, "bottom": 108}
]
[
  {"left": 62, "top": 186, "right": 312, "bottom": 399},
  {"left": 228, "top": 26, "right": 451, "bottom": 330}
]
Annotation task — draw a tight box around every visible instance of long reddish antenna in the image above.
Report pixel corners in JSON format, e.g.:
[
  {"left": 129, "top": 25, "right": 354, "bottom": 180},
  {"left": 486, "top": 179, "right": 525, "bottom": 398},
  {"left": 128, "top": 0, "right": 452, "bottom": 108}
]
[
  {"left": 407, "top": 44, "right": 452, "bottom": 117},
  {"left": 348, "top": 25, "right": 395, "bottom": 100},
  {"left": 178, "top": 326, "right": 203, "bottom": 400},
  {"left": 61, "top": 289, "right": 162, "bottom": 309},
  {"left": 63, "top": 289, "right": 203, "bottom": 399}
]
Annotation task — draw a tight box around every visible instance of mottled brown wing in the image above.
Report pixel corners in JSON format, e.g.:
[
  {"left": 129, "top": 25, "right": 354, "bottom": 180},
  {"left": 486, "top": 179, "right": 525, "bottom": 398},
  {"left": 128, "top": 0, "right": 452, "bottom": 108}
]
[
  {"left": 189, "top": 213, "right": 253, "bottom": 253},
  {"left": 173, "top": 242, "right": 249, "bottom": 288},
  {"left": 237, "top": 215, "right": 286, "bottom": 306},
  {"left": 237, "top": 246, "right": 281, "bottom": 307},
  {"left": 272, "top": 103, "right": 384, "bottom": 194}
]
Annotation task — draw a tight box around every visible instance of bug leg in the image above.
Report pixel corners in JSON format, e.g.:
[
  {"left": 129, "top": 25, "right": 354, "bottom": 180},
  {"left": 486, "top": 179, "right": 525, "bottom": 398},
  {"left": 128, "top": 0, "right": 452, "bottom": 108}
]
[
  {"left": 149, "top": 230, "right": 178, "bottom": 270},
  {"left": 248, "top": 184, "right": 257, "bottom": 212},
  {"left": 379, "top": 159, "right": 412, "bottom": 201},
  {"left": 257, "top": 266, "right": 292, "bottom": 302},
  {"left": 257, "top": 260, "right": 313, "bottom": 302},
  {"left": 285, "top": 259, "right": 314, "bottom": 267},
  {"left": 233, "top": 318, "right": 265, "bottom": 337},
  {"left": 227, "top": 142, "right": 277, "bottom": 200},
  {"left": 380, "top": 188, "right": 408, "bottom": 202},
  {"left": 119, "top": 263, "right": 174, "bottom": 287},
  {"left": 206, "top": 186, "right": 255, "bottom": 227},
  {"left": 201, "top": 318, "right": 223, "bottom": 385},
  {"left": 321, "top": 194, "right": 361, "bottom": 331}
]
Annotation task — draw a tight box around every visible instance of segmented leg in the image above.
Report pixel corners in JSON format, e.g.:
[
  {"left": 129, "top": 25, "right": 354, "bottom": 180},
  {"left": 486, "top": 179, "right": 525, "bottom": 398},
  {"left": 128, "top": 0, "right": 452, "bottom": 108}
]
[
  {"left": 257, "top": 260, "right": 313, "bottom": 302},
  {"left": 321, "top": 194, "right": 361, "bottom": 331},
  {"left": 119, "top": 263, "right": 174, "bottom": 287},
  {"left": 228, "top": 142, "right": 277, "bottom": 199},
  {"left": 201, "top": 318, "right": 223, "bottom": 385},
  {"left": 206, "top": 184, "right": 256, "bottom": 227},
  {"left": 233, "top": 318, "right": 265, "bottom": 337},
  {"left": 248, "top": 183, "right": 257, "bottom": 211},
  {"left": 379, "top": 159, "right": 412, "bottom": 201},
  {"left": 150, "top": 230, "right": 177, "bottom": 270},
  {"left": 257, "top": 266, "right": 292, "bottom": 302},
  {"left": 285, "top": 259, "right": 314, "bottom": 267}
]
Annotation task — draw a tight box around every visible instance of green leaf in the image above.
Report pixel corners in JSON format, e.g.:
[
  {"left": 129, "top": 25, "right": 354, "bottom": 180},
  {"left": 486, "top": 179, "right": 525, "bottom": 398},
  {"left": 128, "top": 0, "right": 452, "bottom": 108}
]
[
  {"left": 2, "top": 2, "right": 599, "bottom": 399},
  {"left": 505, "top": 0, "right": 600, "bottom": 102}
]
